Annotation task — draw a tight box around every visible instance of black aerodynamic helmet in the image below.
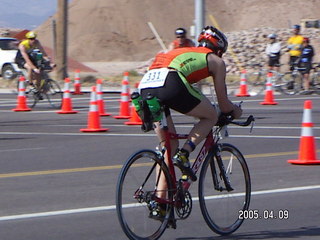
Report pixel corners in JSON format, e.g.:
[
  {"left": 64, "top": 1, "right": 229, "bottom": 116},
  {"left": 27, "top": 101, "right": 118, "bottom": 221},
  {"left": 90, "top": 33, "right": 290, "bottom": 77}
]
[
  {"left": 175, "top": 27, "right": 187, "bottom": 37},
  {"left": 198, "top": 26, "right": 228, "bottom": 54}
]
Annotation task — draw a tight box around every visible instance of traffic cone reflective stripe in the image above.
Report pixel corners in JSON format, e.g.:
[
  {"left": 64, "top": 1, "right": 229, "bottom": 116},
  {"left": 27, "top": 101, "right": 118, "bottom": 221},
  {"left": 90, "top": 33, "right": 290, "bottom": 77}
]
[
  {"left": 260, "top": 72, "right": 278, "bottom": 105},
  {"left": 288, "top": 100, "right": 320, "bottom": 164},
  {"left": 57, "top": 78, "right": 78, "bottom": 114},
  {"left": 12, "top": 76, "right": 31, "bottom": 112},
  {"left": 113, "top": 72, "right": 130, "bottom": 119},
  {"left": 80, "top": 86, "right": 109, "bottom": 132},
  {"left": 96, "top": 78, "right": 111, "bottom": 116},
  {"left": 72, "top": 69, "right": 83, "bottom": 95},
  {"left": 236, "top": 69, "right": 250, "bottom": 97}
]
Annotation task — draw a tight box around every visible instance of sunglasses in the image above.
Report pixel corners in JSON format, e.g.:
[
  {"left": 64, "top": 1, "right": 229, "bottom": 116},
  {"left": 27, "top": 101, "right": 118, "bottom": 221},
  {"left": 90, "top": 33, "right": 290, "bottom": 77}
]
[{"left": 176, "top": 36, "right": 186, "bottom": 39}]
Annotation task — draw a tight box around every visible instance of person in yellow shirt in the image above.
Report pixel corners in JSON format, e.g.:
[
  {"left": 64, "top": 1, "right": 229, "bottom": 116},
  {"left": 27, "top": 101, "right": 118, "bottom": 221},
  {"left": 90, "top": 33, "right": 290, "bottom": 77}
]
[
  {"left": 15, "top": 31, "right": 51, "bottom": 89},
  {"left": 287, "top": 25, "right": 304, "bottom": 70}
]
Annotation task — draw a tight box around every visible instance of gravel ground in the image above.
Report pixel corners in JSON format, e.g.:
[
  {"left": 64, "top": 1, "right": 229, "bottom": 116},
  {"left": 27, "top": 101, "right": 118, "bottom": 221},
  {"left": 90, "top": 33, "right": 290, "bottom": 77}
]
[{"left": 82, "top": 61, "right": 146, "bottom": 76}]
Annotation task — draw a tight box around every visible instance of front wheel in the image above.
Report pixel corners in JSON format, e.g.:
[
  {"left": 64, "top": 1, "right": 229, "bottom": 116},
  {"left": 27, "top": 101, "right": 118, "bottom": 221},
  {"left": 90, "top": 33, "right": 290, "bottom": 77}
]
[
  {"left": 44, "top": 79, "right": 63, "bottom": 109},
  {"left": 278, "top": 72, "right": 302, "bottom": 95},
  {"left": 198, "top": 143, "right": 251, "bottom": 235},
  {"left": 311, "top": 72, "right": 320, "bottom": 94},
  {"left": 116, "top": 150, "right": 174, "bottom": 240}
]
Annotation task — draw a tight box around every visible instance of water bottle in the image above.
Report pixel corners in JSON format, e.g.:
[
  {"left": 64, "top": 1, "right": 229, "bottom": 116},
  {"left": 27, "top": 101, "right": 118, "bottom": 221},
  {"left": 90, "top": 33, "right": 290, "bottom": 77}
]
[
  {"left": 146, "top": 93, "right": 161, "bottom": 121},
  {"left": 131, "top": 91, "right": 142, "bottom": 112},
  {"left": 36, "top": 52, "right": 43, "bottom": 61}
]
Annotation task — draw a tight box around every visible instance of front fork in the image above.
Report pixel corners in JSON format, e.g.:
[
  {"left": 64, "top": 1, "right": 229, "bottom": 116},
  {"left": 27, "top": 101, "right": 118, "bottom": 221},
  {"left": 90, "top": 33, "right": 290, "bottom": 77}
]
[{"left": 211, "top": 144, "right": 234, "bottom": 192}]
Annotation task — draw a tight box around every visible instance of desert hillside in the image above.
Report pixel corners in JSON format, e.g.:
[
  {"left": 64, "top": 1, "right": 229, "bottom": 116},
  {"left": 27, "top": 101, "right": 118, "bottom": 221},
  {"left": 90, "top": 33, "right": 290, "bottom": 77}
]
[{"left": 35, "top": 0, "right": 320, "bottom": 62}]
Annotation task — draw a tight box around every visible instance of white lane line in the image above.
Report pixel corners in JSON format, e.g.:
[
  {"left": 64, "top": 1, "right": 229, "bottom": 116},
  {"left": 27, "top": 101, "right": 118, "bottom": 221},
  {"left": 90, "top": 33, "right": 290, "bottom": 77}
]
[
  {"left": 0, "top": 131, "right": 319, "bottom": 139},
  {"left": 0, "top": 147, "right": 46, "bottom": 153},
  {"left": 0, "top": 185, "right": 319, "bottom": 221}
]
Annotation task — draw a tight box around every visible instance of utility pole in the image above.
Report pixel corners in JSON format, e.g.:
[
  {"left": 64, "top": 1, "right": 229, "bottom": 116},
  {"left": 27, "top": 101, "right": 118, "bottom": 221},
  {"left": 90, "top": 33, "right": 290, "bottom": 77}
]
[
  {"left": 56, "top": 0, "right": 68, "bottom": 80},
  {"left": 194, "top": 0, "right": 205, "bottom": 42}
]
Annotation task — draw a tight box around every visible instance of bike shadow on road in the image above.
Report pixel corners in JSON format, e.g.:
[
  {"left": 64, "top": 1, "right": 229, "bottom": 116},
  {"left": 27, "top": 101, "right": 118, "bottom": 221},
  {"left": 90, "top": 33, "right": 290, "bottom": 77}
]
[{"left": 176, "top": 226, "right": 320, "bottom": 239}]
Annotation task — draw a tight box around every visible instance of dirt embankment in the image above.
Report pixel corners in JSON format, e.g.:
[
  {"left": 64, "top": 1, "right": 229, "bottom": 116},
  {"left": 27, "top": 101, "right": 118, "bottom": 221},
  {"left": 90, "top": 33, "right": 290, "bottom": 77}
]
[{"left": 36, "top": 0, "right": 320, "bottom": 62}]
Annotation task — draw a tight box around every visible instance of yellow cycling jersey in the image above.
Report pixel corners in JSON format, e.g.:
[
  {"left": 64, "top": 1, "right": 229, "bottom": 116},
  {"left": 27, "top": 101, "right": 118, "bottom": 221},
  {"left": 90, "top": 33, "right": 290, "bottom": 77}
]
[
  {"left": 287, "top": 35, "right": 304, "bottom": 57},
  {"left": 19, "top": 39, "right": 32, "bottom": 50}
]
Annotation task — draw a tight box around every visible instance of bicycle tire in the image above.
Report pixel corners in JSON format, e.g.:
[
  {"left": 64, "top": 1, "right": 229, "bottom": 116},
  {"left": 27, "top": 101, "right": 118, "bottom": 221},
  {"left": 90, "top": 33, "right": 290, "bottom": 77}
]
[
  {"left": 311, "top": 72, "right": 320, "bottom": 94},
  {"left": 23, "top": 82, "right": 38, "bottom": 108},
  {"left": 246, "top": 71, "right": 266, "bottom": 95},
  {"left": 198, "top": 143, "right": 251, "bottom": 235},
  {"left": 44, "top": 79, "right": 63, "bottom": 109},
  {"left": 116, "top": 149, "right": 174, "bottom": 240},
  {"left": 278, "top": 72, "right": 302, "bottom": 95}
]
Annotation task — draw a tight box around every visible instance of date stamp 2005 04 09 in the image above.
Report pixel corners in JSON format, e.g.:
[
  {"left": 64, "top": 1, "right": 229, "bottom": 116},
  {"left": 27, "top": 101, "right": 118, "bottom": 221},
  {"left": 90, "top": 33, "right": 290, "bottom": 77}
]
[{"left": 239, "top": 209, "right": 289, "bottom": 220}]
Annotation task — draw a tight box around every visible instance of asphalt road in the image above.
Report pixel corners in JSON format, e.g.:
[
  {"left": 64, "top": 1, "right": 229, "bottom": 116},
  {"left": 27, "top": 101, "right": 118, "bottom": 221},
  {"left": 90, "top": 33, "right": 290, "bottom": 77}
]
[{"left": 0, "top": 90, "right": 319, "bottom": 240}]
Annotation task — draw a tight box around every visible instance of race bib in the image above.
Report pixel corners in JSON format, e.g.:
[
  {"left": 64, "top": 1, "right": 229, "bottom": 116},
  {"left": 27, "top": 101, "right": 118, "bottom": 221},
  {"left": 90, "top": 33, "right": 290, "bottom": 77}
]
[{"left": 139, "top": 68, "right": 170, "bottom": 89}]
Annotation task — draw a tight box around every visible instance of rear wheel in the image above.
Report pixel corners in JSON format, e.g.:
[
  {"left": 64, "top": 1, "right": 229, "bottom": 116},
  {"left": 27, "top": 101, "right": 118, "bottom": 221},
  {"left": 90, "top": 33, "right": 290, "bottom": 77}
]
[
  {"left": 21, "top": 81, "right": 38, "bottom": 108},
  {"left": 116, "top": 150, "right": 174, "bottom": 240},
  {"left": 246, "top": 71, "right": 266, "bottom": 95},
  {"left": 279, "top": 72, "right": 303, "bottom": 95},
  {"left": 198, "top": 143, "right": 251, "bottom": 235}
]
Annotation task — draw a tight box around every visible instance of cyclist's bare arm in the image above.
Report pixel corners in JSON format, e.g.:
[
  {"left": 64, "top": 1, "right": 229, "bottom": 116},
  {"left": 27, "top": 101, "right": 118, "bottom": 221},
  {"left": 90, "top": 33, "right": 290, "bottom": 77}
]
[
  {"left": 207, "top": 53, "right": 242, "bottom": 118},
  {"left": 19, "top": 44, "right": 37, "bottom": 70}
]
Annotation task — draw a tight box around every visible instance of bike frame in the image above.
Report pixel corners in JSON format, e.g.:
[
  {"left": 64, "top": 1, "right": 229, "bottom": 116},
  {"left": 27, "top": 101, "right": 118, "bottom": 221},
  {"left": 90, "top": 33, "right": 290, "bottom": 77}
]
[{"left": 160, "top": 116, "right": 216, "bottom": 194}]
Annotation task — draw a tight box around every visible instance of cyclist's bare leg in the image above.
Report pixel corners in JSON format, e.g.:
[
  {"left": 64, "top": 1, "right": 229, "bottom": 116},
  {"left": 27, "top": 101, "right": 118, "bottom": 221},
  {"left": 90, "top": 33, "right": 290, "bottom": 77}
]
[
  {"left": 34, "top": 73, "right": 41, "bottom": 89},
  {"left": 182, "top": 97, "right": 218, "bottom": 152},
  {"left": 24, "top": 63, "right": 33, "bottom": 84},
  {"left": 24, "top": 63, "right": 41, "bottom": 88},
  {"left": 303, "top": 73, "right": 310, "bottom": 90},
  {"left": 154, "top": 116, "right": 178, "bottom": 199}
]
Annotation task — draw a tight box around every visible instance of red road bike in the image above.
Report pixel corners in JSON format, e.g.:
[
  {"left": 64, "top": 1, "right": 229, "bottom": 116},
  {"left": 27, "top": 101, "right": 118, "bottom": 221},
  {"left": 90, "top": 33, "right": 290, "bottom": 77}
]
[{"left": 116, "top": 106, "right": 254, "bottom": 240}]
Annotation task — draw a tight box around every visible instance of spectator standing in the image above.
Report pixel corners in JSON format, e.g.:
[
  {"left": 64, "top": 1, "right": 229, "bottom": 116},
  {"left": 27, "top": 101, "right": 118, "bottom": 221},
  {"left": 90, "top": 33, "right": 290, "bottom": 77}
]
[
  {"left": 265, "top": 33, "right": 281, "bottom": 71},
  {"left": 298, "top": 37, "right": 314, "bottom": 94},
  {"left": 287, "top": 24, "right": 304, "bottom": 70}
]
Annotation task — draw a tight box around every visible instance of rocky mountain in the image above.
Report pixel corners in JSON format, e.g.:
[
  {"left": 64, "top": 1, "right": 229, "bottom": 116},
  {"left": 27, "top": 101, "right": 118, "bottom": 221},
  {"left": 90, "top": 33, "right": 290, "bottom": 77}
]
[{"left": 34, "top": 0, "right": 320, "bottom": 63}]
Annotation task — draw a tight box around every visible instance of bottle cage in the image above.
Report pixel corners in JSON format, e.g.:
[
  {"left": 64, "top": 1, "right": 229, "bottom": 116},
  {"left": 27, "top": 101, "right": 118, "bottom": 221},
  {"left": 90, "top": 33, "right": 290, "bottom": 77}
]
[{"left": 138, "top": 99, "right": 155, "bottom": 132}]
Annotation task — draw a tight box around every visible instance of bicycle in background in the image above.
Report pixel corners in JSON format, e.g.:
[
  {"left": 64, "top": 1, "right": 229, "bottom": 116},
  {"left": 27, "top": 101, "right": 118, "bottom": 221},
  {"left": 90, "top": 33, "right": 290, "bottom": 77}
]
[
  {"left": 246, "top": 63, "right": 284, "bottom": 95},
  {"left": 310, "top": 63, "right": 320, "bottom": 93},
  {"left": 116, "top": 100, "right": 254, "bottom": 240},
  {"left": 279, "top": 63, "right": 320, "bottom": 95},
  {"left": 16, "top": 53, "right": 62, "bottom": 109}
]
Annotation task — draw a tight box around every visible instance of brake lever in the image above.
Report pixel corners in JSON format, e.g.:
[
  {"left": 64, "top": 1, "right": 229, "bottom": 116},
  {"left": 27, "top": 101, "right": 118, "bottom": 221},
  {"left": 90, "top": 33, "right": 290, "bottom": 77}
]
[{"left": 250, "top": 118, "right": 255, "bottom": 133}]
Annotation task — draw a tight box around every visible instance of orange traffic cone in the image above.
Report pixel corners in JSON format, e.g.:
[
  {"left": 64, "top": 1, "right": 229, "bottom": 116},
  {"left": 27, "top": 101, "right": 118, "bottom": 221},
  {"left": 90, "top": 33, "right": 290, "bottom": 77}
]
[
  {"left": 260, "top": 72, "right": 278, "bottom": 105},
  {"left": 72, "top": 69, "right": 83, "bottom": 95},
  {"left": 125, "top": 83, "right": 142, "bottom": 125},
  {"left": 288, "top": 100, "right": 320, "bottom": 164},
  {"left": 57, "top": 78, "right": 78, "bottom": 114},
  {"left": 96, "top": 78, "right": 111, "bottom": 116},
  {"left": 12, "top": 76, "right": 31, "bottom": 112},
  {"left": 113, "top": 72, "right": 130, "bottom": 119},
  {"left": 236, "top": 69, "right": 250, "bottom": 97},
  {"left": 124, "top": 104, "right": 143, "bottom": 125},
  {"left": 80, "top": 86, "right": 109, "bottom": 132}
]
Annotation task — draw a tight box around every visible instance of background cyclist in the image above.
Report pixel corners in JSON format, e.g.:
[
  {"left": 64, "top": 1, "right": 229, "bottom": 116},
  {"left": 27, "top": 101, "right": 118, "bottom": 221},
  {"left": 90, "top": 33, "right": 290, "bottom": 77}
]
[
  {"left": 167, "top": 27, "right": 195, "bottom": 51},
  {"left": 138, "top": 26, "right": 242, "bottom": 202},
  {"left": 15, "top": 31, "right": 51, "bottom": 90}
]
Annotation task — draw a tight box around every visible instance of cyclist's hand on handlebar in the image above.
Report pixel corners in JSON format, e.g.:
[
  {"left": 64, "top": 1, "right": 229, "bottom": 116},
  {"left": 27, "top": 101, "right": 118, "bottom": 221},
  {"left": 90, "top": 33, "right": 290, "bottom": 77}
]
[
  {"left": 231, "top": 103, "right": 242, "bottom": 119},
  {"left": 33, "top": 68, "right": 40, "bottom": 74}
]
